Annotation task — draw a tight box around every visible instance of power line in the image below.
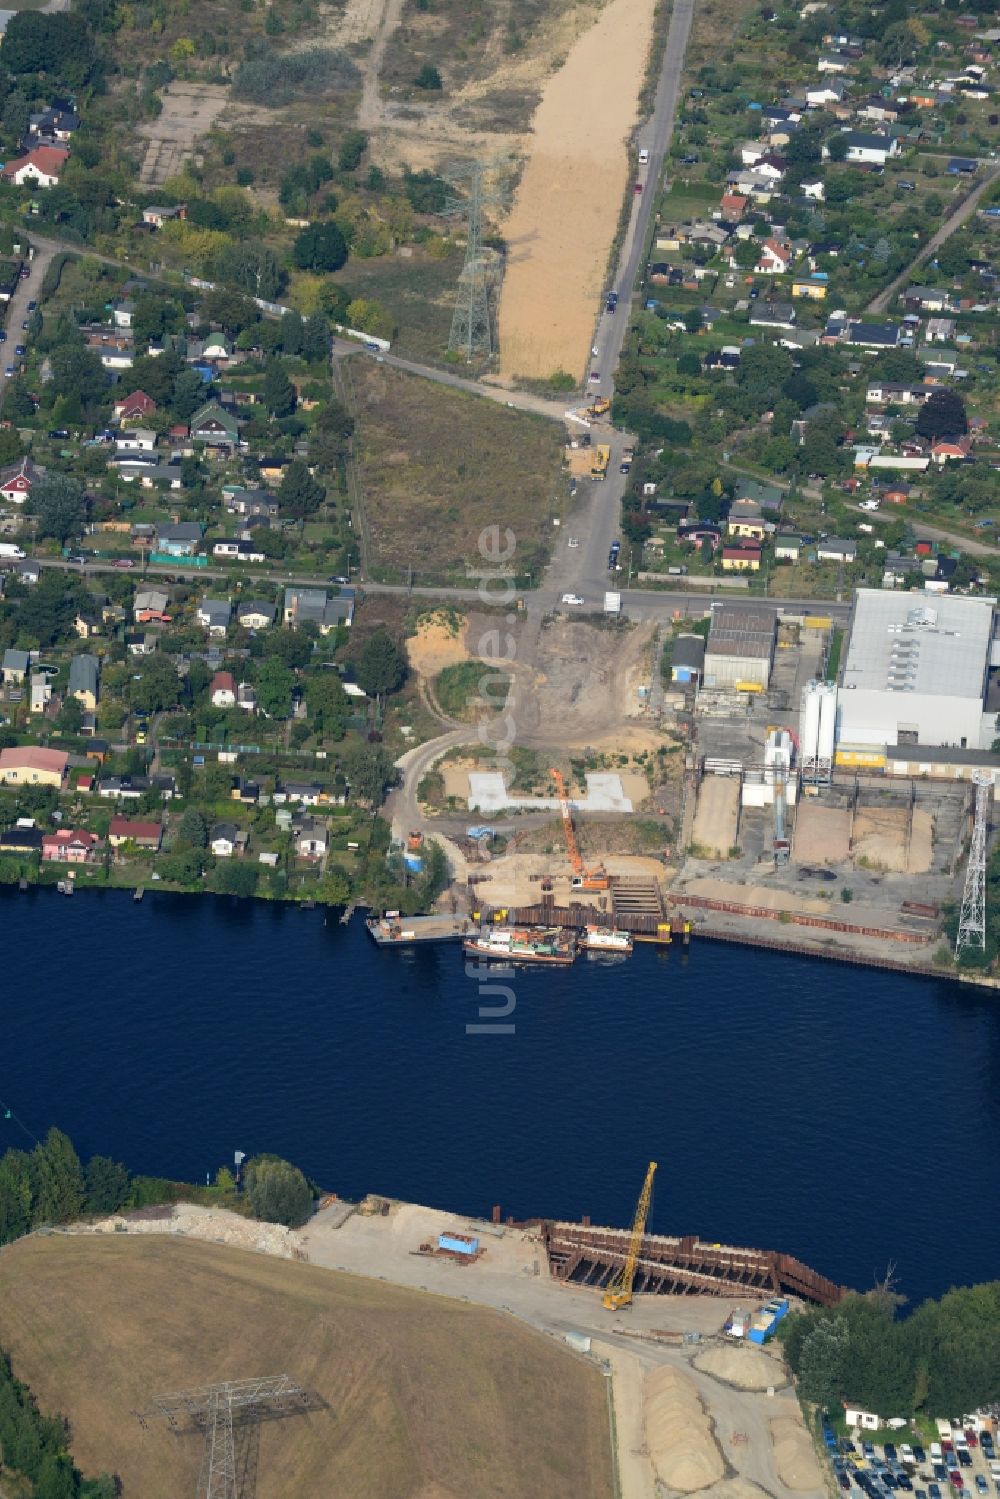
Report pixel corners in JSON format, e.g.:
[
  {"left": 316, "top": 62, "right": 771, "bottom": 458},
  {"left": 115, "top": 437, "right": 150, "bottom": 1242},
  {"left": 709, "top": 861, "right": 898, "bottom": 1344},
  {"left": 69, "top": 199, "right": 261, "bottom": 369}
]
[{"left": 442, "top": 156, "right": 510, "bottom": 362}]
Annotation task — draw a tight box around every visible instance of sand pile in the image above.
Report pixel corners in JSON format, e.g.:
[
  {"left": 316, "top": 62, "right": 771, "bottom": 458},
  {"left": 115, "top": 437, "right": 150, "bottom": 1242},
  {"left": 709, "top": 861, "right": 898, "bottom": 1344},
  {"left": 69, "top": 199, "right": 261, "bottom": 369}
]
[
  {"left": 406, "top": 616, "right": 469, "bottom": 677},
  {"left": 770, "top": 1415, "right": 823, "bottom": 1491},
  {"left": 694, "top": 1343, "right": 786, "bottom": 1391},
  {"left": 645, "top": 1366, "right": 725, "bottom": 1492}
]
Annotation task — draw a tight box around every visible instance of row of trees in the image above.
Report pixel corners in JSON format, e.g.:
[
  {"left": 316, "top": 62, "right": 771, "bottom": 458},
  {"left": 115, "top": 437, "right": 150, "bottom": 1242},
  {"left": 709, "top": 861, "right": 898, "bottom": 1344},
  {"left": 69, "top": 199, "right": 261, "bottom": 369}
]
[
  {"left": 0, "top": 1350, "right": 116, "bottom": 1499},
  {"left": 781, "top": 1284, "right": 1000, "bottom": 1419}
]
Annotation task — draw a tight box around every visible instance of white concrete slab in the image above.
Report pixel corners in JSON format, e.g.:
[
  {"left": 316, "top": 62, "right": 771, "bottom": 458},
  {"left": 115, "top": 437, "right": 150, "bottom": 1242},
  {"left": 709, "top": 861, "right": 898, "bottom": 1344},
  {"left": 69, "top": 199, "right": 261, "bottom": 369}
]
[{"left": 466, "top": 771, "right": 633, "bottom": 814}]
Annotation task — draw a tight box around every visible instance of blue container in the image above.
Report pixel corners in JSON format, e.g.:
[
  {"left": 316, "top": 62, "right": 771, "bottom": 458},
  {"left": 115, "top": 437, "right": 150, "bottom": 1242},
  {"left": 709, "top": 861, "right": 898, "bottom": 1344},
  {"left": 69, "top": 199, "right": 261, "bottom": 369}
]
[
  {"left": 403, "top": 854, "right": 423, "bottom": 873},
  {"left": 438, "top": 1234, "right": 478, "bottom": 1255}
]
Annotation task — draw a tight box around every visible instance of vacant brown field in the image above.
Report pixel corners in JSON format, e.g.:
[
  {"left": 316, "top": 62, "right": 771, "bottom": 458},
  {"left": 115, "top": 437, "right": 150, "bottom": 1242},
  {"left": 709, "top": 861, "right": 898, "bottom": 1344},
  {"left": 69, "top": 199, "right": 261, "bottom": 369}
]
[
  {"left": 349, "top": 361, "right": 565, "bottom": 583},
  {"left": 0, "top": 1235, "right": 614, "bottom": 1499}
]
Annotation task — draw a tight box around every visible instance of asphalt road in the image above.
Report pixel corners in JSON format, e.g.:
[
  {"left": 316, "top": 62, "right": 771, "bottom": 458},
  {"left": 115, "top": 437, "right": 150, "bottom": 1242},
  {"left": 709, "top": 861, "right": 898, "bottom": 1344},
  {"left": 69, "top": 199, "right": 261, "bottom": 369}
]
[{"left": 0, "top": 245, "right": 55, "bottom": 402}]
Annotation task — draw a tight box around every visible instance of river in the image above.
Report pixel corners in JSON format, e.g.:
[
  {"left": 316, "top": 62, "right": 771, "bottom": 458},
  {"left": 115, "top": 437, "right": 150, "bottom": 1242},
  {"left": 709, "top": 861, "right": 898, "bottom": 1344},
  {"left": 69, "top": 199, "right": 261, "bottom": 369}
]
[{"left": 5, "top": 888, "right": 998, "bottom": 1306}]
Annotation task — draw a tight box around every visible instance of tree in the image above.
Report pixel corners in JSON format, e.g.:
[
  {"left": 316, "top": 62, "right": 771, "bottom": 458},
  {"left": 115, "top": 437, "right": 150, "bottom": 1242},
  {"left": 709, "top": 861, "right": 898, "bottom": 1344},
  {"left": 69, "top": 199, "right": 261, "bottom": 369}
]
[
  {"left": 343, "top": 742, "right": 397, "bottom": 807},
  {"left": 305, "top": 670, "right": 349, "bottom": 737},
  {"left": 826, "top": 133, "right": 849, "bottom": 162},
  {"left": 213, "top": 240, "right": 285, "bottom": 300},
  {"left": 677, "top": 350, "right": 701, "bottom": 377},
  {"left": 30, "top": 473, "right": 86, "bottom": 544},
  {"left": 57, "top": 696, "right": 84, "bottom": 733},
  {"left": 414, "top": 62, "right": 442, "bottom": 89},
  {"left": 262, "top": 358, "right": 297, "bottom": 418},
  {"left": 210, "top": 861, "right": 259, "bottom": 897},
  {"left": 292, "top": 221, "right": 348, "bottom": 273},
  {"left": 130, "top": 653, "right": 180, "bottom": 714},
  {"left": 244, "top": 1156, "right": 313, "bottom": 1227},
  {"left": 178, "top": 807, "right": 208, "bottom": 849},
  {"left": 338, "top": 129, "right": 368, "bottom": 171},
  {"left": 3, "top": 11, "right": 94, "bottom": 84},
  {"left": 301, "top": 311, "right": 332, "bottom": 363},
  {"left": 683, "top": 308, "right": 703, "bottom": 334},
  {"left": 279, "top": 459, "right": 326, "bottom": 527},
  {"left": 311, "top": 397, "right": 354, "bottom": 472},
  {"left": 797, "top": 1315, "right": 849, "bottom": 1407},
  {"left": 31, "top": 1129, "right": 84, "bottom": 1226},
  {"left": 171, "top": 368, "right": 205, "bottom": 423},
  {"left": 916, "top": 389, "right": 968, "bottom": 442},
  {"left": 49, "top": 340, "right": 106, "bottom": 407},
  {"left": 84, "top": 1155, "right": 130, "bottom": 1214},
  {"left": 255, "top": 657, "right": 294, "bottom": 718},
  {"left": 354, "top": 629, "right": 406, "bottom": 701}
]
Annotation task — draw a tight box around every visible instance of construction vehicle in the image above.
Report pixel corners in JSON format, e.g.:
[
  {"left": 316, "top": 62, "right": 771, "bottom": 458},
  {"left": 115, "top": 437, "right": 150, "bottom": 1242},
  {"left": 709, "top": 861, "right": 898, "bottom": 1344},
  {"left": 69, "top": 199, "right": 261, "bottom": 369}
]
[
  {"left": 590, "top": 444, "right": 611, "bottom": 481},
  {"left": 603, "top": 1161, "right": 657, "bottom": 1311},
  {"left": 550, "top": 768, "right": 610, "bottom": 891},
  {"left": 585, "top": 396, "right": 611, "bottom": 419}
]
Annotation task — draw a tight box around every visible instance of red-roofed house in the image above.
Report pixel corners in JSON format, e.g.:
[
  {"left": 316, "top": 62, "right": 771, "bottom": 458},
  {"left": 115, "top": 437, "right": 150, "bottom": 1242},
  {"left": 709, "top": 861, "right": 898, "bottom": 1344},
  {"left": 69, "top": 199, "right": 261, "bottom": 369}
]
[
  {"left": 113, "top": 390, "right": 157, "bottom": 424},
  {"left": 0, "top": 746, "right": 68, "bottom": 786},
  {"left": 0, "top": 456, "right": 43, "bottom": 505},
  {"left": 108, "top": 817, "right": 162, "bottom": 850},
  {"left": 756, "top": 238, "right": 792, "bottom": 274},
  {"left": 721, "top": 193, "right": 749, "bottom": 219},
  {"left": 931, "top": 437, "right": 972, "bottom": 463},
  {"left": 721, "top": 543, "right": 763, "bottom": 572},
  {"left": 210, "top": 670, "right": 236, "bottom": 707},
  {"left": 76, "top": 773, "right": 95, "bottom": 793},
  {"left": 42, "top": 828, "right": 102, "bottom": 863},
  {"left": 1, "top": 146, "right": 69, "bottom": 187}
]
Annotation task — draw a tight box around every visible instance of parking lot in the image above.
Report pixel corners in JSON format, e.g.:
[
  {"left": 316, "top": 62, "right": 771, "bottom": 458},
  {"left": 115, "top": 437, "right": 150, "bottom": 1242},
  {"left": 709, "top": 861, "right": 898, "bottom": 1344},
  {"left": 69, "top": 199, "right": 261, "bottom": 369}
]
[{"left": 825, "top": 1419, "right": 1000, "bottom": 1499}]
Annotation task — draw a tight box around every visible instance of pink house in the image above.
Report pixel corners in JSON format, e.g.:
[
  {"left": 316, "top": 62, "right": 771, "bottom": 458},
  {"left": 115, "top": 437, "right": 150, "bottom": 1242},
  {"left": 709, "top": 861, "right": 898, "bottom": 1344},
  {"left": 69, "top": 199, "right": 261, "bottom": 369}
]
[{"left": 42, "top": 828, "right": 102, "bottom": 863}]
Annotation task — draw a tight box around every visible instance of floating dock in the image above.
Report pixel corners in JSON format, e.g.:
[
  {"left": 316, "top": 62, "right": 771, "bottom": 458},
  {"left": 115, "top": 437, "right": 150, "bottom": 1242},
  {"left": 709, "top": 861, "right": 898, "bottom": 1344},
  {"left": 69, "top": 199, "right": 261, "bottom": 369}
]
[
  {"left": 366, "top": 914, "right": 470, "bottom": 946},
  {"left": 544, "top": 1221, "right": 843, "bottom": 1305}
]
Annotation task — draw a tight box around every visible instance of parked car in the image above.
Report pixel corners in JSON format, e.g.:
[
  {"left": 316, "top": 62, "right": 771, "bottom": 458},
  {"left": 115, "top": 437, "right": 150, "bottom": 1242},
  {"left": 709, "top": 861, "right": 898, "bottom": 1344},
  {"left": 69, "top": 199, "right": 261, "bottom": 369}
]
[
  {"left": 914, "top": 1450, "right": 927, "bottom": 1466},
  {"left": 840, "top": 1475, "right": 852, "bottom": 1490},
  {"left": 112, "top": 557, "right": 135, "bottom": 569},
  {"left": 950, "top": 1475, "right": 964, "bottom": 1491},
  {"left": 965, "top": 1435, "right": 978, "bottom": 1450},
  {"left": 560, "top": 593, "right": 584, "bottom": 605},
  {"left": 887, "top": 1449, "right": 899, "bottom": 1464},
  {"left": 958, "top": 1454, "right": 972, "bottom": 1470}
]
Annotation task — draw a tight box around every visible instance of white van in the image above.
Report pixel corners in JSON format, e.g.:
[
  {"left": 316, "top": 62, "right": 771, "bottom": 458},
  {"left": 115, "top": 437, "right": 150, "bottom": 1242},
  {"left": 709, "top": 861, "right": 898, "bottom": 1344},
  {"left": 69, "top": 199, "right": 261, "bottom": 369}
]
[
  {"left": 931, "top": 1444, "right": 943, "bottom": 1462},
  {"left": 638, "top": 148, "right": 650, "bottom": 165}
]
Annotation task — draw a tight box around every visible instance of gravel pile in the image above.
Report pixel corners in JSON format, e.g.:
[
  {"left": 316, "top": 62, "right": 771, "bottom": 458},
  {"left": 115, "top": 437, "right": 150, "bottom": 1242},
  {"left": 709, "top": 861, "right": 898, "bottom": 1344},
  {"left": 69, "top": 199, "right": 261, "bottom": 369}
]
[
  {"left": 90, "top": 1204, "right": 305, "bottom": 1260},
  {"left": 694, "top": 1343, "right": 787, "bottom": 1391},
  {"left": 645, "top": 1366, "right": 726, "bottom": 1492}
]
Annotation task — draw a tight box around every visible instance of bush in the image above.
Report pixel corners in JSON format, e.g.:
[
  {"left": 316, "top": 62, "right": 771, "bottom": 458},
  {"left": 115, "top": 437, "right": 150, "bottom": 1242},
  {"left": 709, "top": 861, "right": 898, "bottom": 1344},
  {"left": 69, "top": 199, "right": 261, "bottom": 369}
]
[
  {"left": 244, "top": 1156, "right": 314, "bottom": 1227},
  {"left": 293, "top": 220, "right": 348, "bottom": 272},
  {"left": 414, "top": 62, "right": 442, "bottom": 90},
  {"left": 232, "top": 47, "right": 360, "bottom": 105}
]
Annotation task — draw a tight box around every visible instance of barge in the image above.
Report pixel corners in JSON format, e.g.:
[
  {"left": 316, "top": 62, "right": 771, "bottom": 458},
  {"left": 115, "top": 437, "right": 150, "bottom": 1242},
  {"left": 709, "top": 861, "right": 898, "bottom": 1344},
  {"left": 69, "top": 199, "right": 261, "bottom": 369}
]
[
  {"left": 367, "top": 914, "right": 470, "bottom": 946},
  {"left": 464, "top": 926, "right": 576, "bottom": 966}
]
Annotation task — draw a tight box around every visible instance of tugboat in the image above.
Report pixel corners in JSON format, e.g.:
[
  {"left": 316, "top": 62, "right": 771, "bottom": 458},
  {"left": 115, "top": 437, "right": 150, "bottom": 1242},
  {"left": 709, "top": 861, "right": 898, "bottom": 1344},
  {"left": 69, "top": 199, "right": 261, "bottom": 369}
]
[
  {"left": 463, "top": 926, "right": 576, "bottom": 966},
  {"left": 581, "top": 925, "right": 633, "bottom": 954}
]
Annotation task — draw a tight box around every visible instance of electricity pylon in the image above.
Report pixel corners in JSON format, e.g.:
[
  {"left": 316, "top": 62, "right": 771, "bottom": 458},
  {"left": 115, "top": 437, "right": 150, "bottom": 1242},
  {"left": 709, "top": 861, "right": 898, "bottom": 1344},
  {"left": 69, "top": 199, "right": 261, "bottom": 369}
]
[
  {"left": 137, "top": 1374, "right": 321, "bottom": 1499},
  {"left": 443, "top": 156, "right": 509, "bottom": 361},
  {"left": 955, "top": 771, "right": 991, "bottom": 958}
]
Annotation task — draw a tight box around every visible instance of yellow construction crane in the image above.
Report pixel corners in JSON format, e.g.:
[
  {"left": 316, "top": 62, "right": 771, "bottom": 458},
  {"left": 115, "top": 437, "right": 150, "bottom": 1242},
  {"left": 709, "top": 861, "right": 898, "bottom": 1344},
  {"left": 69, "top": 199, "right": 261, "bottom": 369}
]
[{"left": 603, "top": 1161, "right": 657, "bottom": 1312}]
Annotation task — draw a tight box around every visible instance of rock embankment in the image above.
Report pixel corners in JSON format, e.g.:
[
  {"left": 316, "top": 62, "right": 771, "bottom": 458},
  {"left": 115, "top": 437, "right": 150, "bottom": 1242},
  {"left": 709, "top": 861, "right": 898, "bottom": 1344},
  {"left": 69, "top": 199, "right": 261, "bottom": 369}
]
[{"left": 85, "top": 1203, "right": 305, "bottom": 1259}]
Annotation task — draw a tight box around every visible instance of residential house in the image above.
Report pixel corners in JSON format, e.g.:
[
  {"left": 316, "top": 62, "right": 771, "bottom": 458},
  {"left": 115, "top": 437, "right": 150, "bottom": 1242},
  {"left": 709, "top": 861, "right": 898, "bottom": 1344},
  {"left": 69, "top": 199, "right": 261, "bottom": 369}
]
[
  {"left": 237, "top": 682, "right": 257, "bottom": 713},
  {"left": 108, "top": 816, "right": 162, "bottom": 850},
  {"left": 816, "top": 537, "right": 858, "bottom": 561},
  {"left": 727, "top": 498, "right": 767, "bottom": 539},
  {"left": 294, "top": 817, "right": 329, "bottom": 861},
  {"left": 750, "top": 302, "right": 797, "bottom": 329},
  {"left": 210, "top": 670, "right": 237, "bottom": 707},
  {"left": 99, "top": 775, "right": 149, "bottom": 800},
  {"left": 69, "top": 653, "right": 99, "bottom": 712},
  {"left": 858, "top": 96, "right": 903, "bottom": 124},
  {"left": 155, "top": 522, "right": 202, "bottom": 557},
  {"left": 721, "top": 543, "right": 762, "bottom": 571},
  {"left": 755, "top": 239, "right": 793, "bottom": 274},
  {"left": 134, "top": 587, "right": 171, "bottom": 623},
  {"left": 0, "top": 824, "right": 43, "bottom": 854},
  {"left": 826, "top": 131, "right": 899, "bottom": 164},
  {"left": 29, "top": 674, "right": 51, "bottom": 713},
  {"left": 74, "top": 610, "right": 102, "bottom": 640},
  {"left": 882, "top": 482, "right": 912, "bottom": 504},
  {"left": 735, "top": 479, "right": 783, "bottom": 513},
  {"left": 817, "top": 52, "right": 851, "bottom": 71},
  {"left": 925, "top": 317, "right": 956, "bottom": 343},
  {"left": 948, "top": 157, "right": 978, "bottom": 175},
  {"left": 113, "top": 390, "right": 157, "bottom": 424},
  {"left": 201, "top": 334, "right": 231, "bottom": 361},
  {"left": 806, "top": 79, "right": 846, "bottom": 105},
  {"left": 0, "top": 746, "right": 67, "bottom": 786},
  {"left": 283, "top": 586, "right": 354, "bottom": 633},
  {"left": 720, "top": 193, "right": 749, "bottom": 220},
  {"left": 801, "top": 179, "right": 825, "bottom": 200},
  {"left": 237, "top": 600, "right": 276, "bottom": 631},
  {"left": 931, "top": 437, "right": 972, "bottom": 463},
  {"left": 210, "top": 822, "right": 240, "bottom": 858},
  {"left": 274, "top": 780, "right": 323, "bottom": 806},
  {"left": 141, "top": 204, "right": 184, "bottom": 229},
  {"left": 15, "top": 560, "right": 40, "bottom": 586},
  {"left": 113, "top": 299, "right": 134, "bottom": 329},
  {"left": 197, "top": 598, "right": 232, "bottom": 637},
  {"left": 225, "top": 491, "right": 279, "bottom": 520},
  {"left": 116, "top": 428, "right": 156, "bottom": 453},
  {"left": 0, "top": 145, "right": 68, "bottom": 186},
  {"left": 0, "top": 455, "right": 43, "bottom": 505},
  {"left": 1, "top": 648, "right": 28, "bottom": 685},
  {"left": 866, "top": 381, "right": 932, "bottom": 405},
  {"left": 212, "top": 539, "right": 267, "bottom": 563},
  {"left": 42, "top": 828, "right": 101, "bottom": 863},
  {"left": 85, "top": 330, "right": 133, "bottom": 369},
  {"left": 189, "top": 402, "right": 241, "bottom": 447},
  {"left": 846, "top": 322, "right": 899, "bottom": 349},
  {"left": 904, "top": 286, "right": 956, "bottom": 313},
  {"left": 678, "top": 521, "right": 722, "bottom": 549},
  {"left": 774, "top": 534, "right": 804, "bottom": 560},
  {"left": 792, "top": 274, "right": 828, "bottom": 299}
]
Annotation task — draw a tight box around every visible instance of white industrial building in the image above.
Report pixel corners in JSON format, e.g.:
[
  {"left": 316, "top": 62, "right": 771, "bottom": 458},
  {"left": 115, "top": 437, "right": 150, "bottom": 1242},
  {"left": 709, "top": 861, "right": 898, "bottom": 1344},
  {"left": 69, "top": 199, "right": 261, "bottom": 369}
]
[
  {"left": 838, "top": 590, "right": 998, "bottom": 751},
  {"left": 703, "top": 605, "right": 777, "bottom": 690}
]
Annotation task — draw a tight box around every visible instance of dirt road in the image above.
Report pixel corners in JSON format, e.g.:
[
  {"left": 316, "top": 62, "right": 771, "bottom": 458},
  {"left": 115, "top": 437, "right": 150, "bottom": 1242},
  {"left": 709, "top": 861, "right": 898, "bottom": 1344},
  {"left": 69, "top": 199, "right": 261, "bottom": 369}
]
[
  {"left": 498, "top": 0, "right": 658, "bottom": 380},
  {"left": 867, "top": 162, "right": 1000, "bottom": 314}
]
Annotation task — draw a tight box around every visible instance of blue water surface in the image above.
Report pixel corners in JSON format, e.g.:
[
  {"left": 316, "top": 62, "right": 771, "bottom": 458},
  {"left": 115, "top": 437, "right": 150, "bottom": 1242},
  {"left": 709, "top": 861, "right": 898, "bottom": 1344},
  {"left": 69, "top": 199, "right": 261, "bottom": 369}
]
[{"left": 4, "top": 887, "right": 999, "bottom": 1306}]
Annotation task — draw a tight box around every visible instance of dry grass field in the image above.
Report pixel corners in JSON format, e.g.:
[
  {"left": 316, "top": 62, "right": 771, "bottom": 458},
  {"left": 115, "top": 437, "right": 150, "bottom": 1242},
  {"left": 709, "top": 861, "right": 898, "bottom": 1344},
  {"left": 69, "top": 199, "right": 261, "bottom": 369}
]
[
  {"left": 349, "top": 361, "right": 565, "bottom": 583},
  {"left": 0, "top": 1234, "right": 614, "bottom": 1499}
]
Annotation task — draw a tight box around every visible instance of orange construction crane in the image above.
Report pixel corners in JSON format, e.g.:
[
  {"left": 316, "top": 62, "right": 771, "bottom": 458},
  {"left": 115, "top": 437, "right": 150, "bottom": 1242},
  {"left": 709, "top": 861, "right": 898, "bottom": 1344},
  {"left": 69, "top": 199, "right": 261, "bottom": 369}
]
[{"left": 550, "top": 768, "right": 610, "bottom": 892}]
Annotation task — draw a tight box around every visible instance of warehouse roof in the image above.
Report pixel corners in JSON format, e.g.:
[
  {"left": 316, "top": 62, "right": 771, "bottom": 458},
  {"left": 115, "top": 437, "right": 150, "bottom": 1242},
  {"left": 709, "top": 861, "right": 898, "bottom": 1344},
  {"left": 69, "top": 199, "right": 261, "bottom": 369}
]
[
  {"left": 842, "top": 589, "right": 996, "bottom": 701},
  {"left": 885, "top": 743, "right": 1000, "bottom": 767},
  {"left": 705, "top": 605, "right": 777, "bottom": 660}
]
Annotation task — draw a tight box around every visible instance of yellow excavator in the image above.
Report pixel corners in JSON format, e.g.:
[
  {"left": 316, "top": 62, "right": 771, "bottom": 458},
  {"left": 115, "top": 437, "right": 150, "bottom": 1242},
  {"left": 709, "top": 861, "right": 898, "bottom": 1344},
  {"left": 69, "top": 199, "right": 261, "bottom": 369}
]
[{"left": 603, "top": 1161, "right": 657, "bottom": 1312}]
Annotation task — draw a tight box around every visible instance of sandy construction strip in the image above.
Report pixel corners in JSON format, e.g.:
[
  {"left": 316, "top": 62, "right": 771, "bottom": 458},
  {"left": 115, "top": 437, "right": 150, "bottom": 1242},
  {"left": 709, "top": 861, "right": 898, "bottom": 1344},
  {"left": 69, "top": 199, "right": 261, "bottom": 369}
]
[
  {"left": 497, "top": 0, "right": 655, "bottom": 380},
  {"left": 770, "top": 1414, "right": 824, "bottom": 1492}
]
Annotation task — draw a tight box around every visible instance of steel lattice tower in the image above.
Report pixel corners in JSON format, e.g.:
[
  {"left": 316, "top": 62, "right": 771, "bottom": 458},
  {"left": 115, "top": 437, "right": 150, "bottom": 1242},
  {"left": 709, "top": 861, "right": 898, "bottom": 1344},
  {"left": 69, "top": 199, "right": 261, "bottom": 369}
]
[
  {"left": 137, "top": 1375, "right": 318, "bottom": 1499},
  {"left": 955, "top": 771, "right": 991, "bottom": 958},
  {"left": 444, "top": 157, "right": 508, "bottom": 361}
]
